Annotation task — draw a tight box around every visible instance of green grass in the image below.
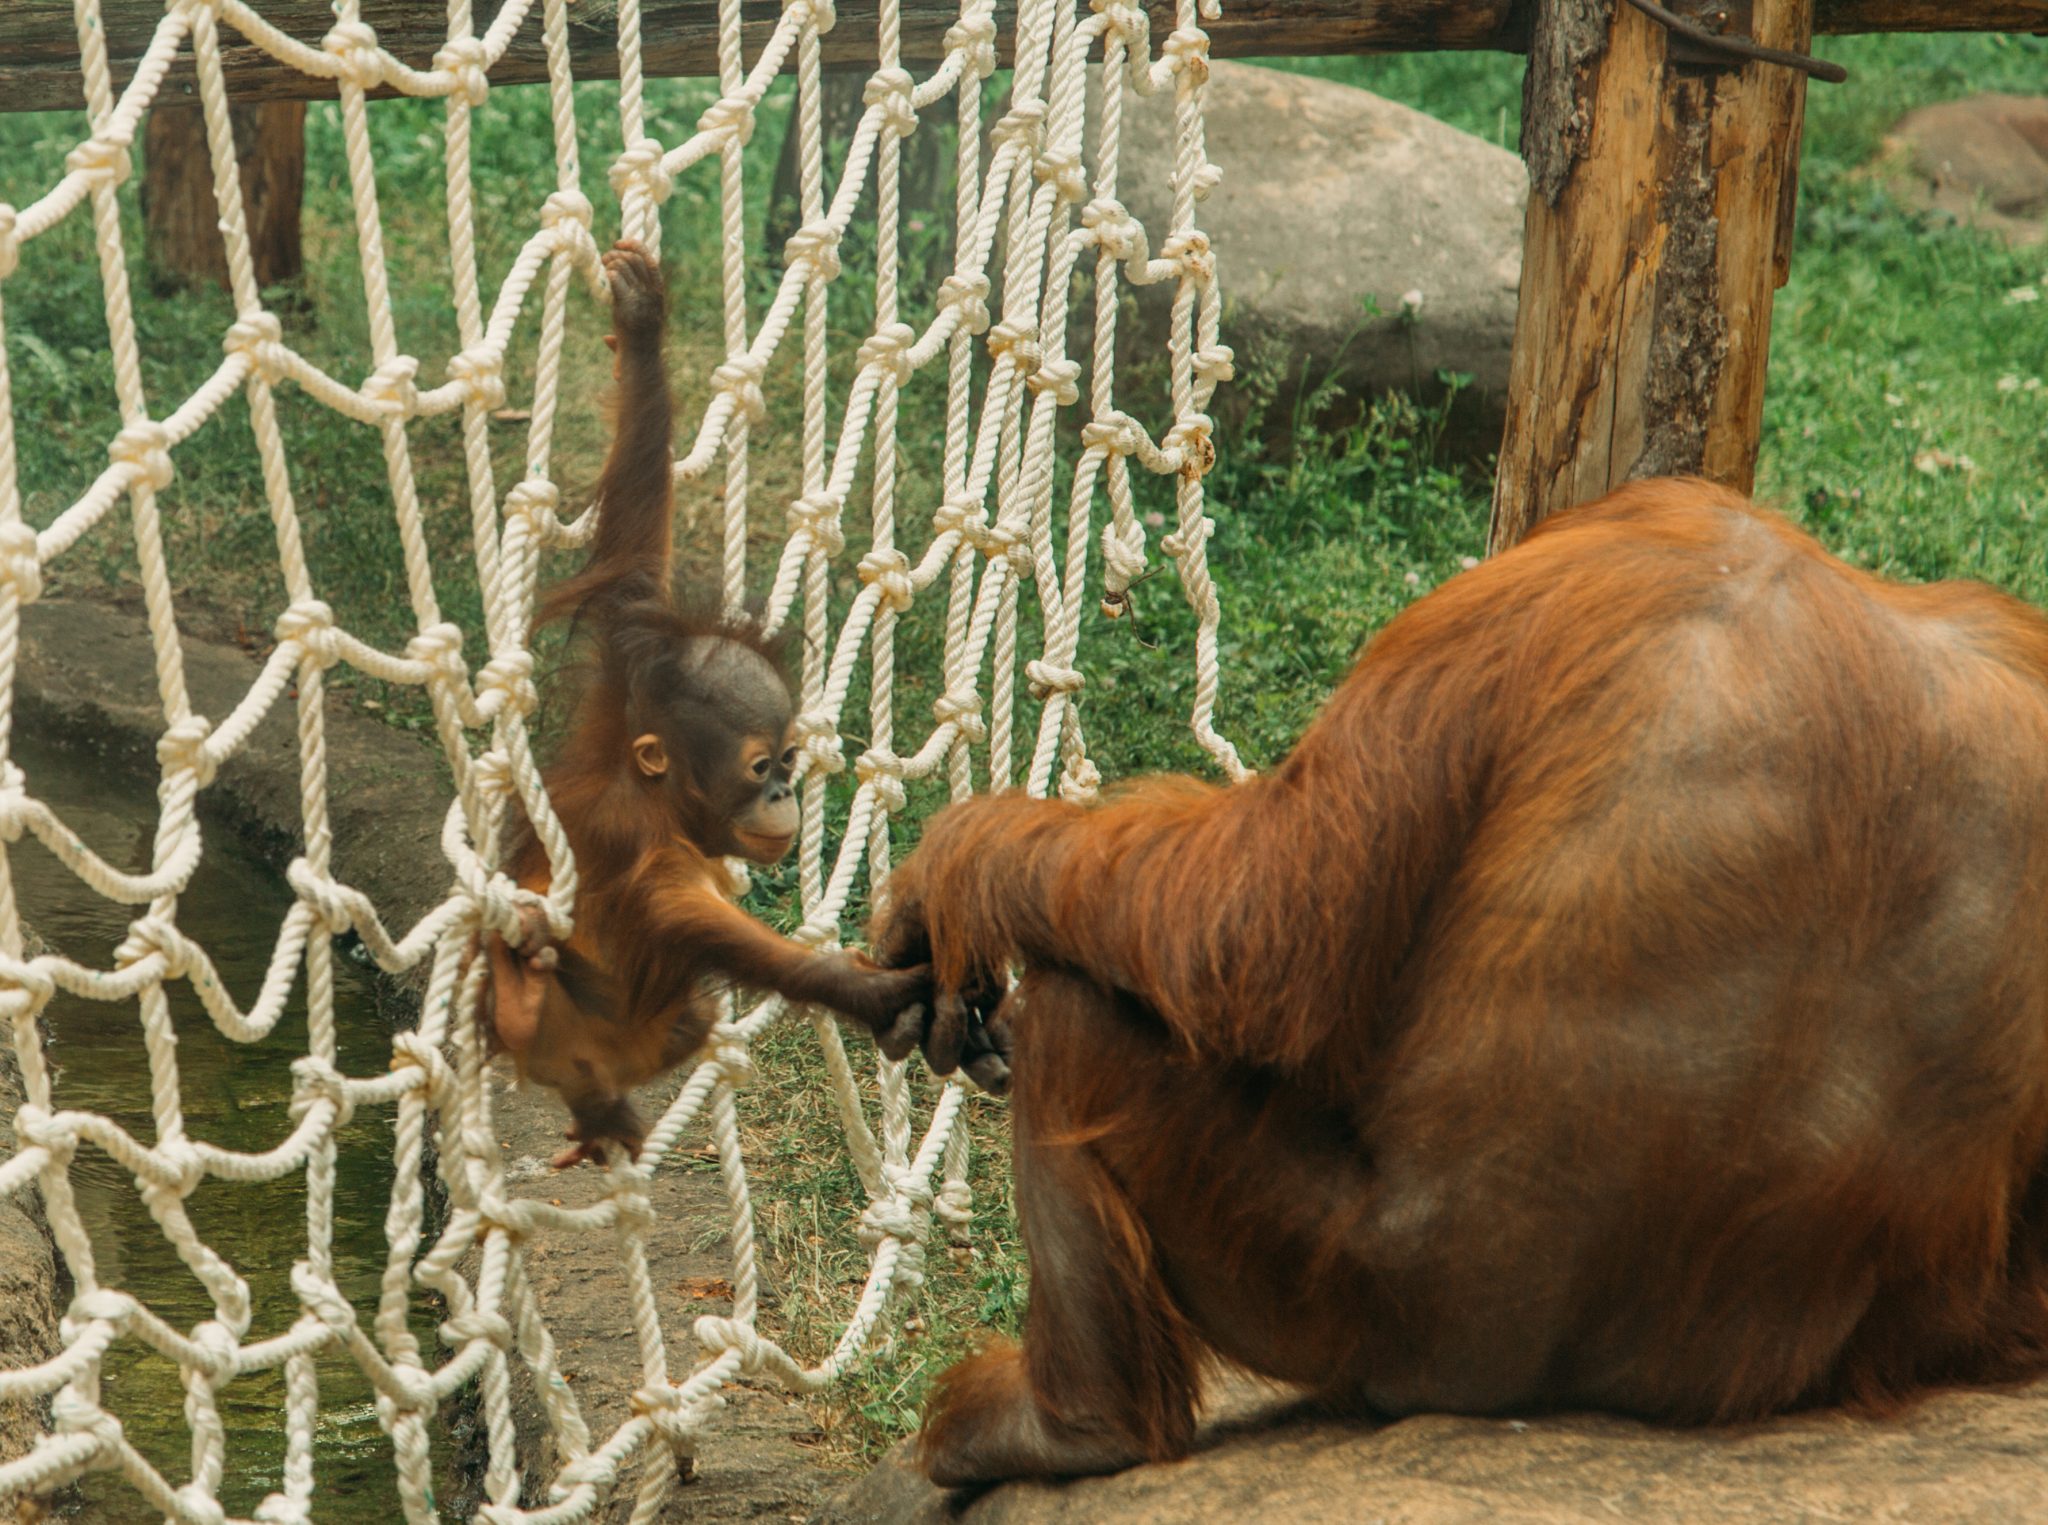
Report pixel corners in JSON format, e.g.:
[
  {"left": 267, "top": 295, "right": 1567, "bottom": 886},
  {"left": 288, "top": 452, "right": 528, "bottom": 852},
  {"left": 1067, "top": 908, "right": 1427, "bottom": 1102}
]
[{"left": 3, "top": 29, "right": 2046, "bottom": 1475}]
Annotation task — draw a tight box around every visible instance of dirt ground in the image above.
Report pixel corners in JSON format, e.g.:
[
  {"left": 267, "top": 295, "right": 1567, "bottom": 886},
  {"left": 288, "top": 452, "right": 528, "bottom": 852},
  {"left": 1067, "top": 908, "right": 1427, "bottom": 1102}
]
[{"left": 14, "top": 595, "right": 860, "bottom": 1522}]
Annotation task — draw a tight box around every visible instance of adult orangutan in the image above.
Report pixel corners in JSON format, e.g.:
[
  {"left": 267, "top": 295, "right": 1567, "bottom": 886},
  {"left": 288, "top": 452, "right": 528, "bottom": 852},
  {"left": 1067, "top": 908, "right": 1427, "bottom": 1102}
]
[
  {"left": 869, "top": 478, "right": 2048, "bottom": 1486},
  {"left": 485, "top": 241, "right": 941, "bottom": 1166}
]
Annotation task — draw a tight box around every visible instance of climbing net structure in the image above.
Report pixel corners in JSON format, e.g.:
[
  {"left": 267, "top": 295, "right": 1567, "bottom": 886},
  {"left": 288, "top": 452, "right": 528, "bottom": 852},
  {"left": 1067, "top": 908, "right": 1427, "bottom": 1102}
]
[{"left": 0, "top": 0, "right": 1239, "bottom": 1519}]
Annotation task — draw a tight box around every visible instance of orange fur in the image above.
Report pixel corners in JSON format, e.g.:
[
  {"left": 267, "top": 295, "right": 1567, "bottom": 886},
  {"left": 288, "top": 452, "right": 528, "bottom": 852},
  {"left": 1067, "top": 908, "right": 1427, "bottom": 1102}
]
[
  {"left": 875, "top": 478, "right": 2048, "bottom": 1483},
  {"left": 488, "top": 244, "right": 926, "bottom": 1162}
]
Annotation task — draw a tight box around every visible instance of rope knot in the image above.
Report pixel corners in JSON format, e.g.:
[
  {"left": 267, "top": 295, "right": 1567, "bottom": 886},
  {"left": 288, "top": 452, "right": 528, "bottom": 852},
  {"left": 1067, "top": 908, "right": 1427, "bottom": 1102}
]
[
  {"left": 290, "top": 1056, "right": 358, "bottom": 1129},
  {"left": 1194, "top": 343, "right": 1236, "bottom": 389},
  {"left": 0, "top": 204, "right": 17, "bottom": 280},
  {"left": 109, "top": 421, "right": 174, "bottom": 492},
  {"left": 287, "top": 859, "right": 361, "bottom": 936},
  {"left": 68, "top": 1286, "right": 132, "bottom": 1330},
  {"left": 931, "top": 690, "right": 985, "bottom": 743},
  {"left": 0, "top": 522, "right": 43, "bottom": 604},
  {"left": 64, "top": 136, "right": 132, "bottom": 189},
  {"left": 1091, "top": 0, "right": 1151, "bottom": 47},
  {"left": 1033, "top": 148, "right": 1087, "bottom": 204},
  {"left": 932, "top": 497, "right": 986, "bottom": 543},
  {"left": 784, "top": 220, "right": 842, "bottom": 284},
  {"left": 1026, "top": 356, "right": 1081, "bottom": 407},
  {"left": 1081, "top": 197, "right": 1147, "bottom": 263},
  {"left": 692, "top": 1315, "right": 771, "bottom": 1375},
  {"left": 275, "top": 599, "right": 341, "bottom": 668},
  {"left": 387, "top": 1031, "right": 448, "bottom": 1096},
  {"left": 433, "top": 36, "right": 491, "bottom": 106},
  {"left": 540, "top": 188, "right": 594, "bottom": 230},
  {"left": 990, "top": 101, "right": 1046, "bottom": 153},
  {"left": 944, "top": 11, "right": 998, "bottom": 78},
  {"left": 156, "top": 715, "right": 217, "bottom": 789},
  {"left": 787, "top": 491, "right": 845, "bottom": 556},
  {"left": 935, "top": 272, "right": 991, "bottom": 335},
  {"left": 787, "top": 0, "right": 837, "bottom": 35},
  {"left": 858, "top": 1189, "right": 931, "bottom": 1251},
  {"left": 854, "top": 748, "right": 907, "bottom": 813},
  {"left": 504, "top": 476, "right": 559, "bottom": 526},
  {"left": 188, "top": 1319, "right": 241, "bottom": 1384},
  {"left": 155, "top": 1137, "right": 208, "bottom": 1197},
  {"left": 440, "top": 1309, "right": 514, "bottom": 1350},
  {"left": 0, "top": 952, "right": 55, "bottom": 1015},
  {"left": 1160, "top": 514, "right": 1216, "bottom": 560},
  {"left": 14, "top": 1104, "right": 74, "bottom": 1162},
  {"left": 1162, "top": 24, "right": 1213, "bottom": 83},
  {"left": 981, "top": 520, "right": 1035, "bottom": 579},
  {"left": 711, "top": 355, "right": 768, "bottom": 426},
  {"left": 49, "top": 1386, "right": 123, "bottom": 1450},
  {"left": 713, "top": 1035, "right": 754, "bottom": 1087},
  {"left": 698, "top": 96, "right": 758, "bottom": 151},
  {"left": 862, "top": 67, "right": 919, "bottom": 139},
  {"left": 1160, "top": 229, "right": 1216, "bottom": 284},
  {"left": 406, "top": 622, "right": 468, "bottom": 684},
  {"left": 857, "top": 322, "right": 918, "bottom": 387},
  {"left": 361, "top": 355, "right": 420, "bottom": 419},
  {"left": 985, "top": 321, "right": 1042, "bottom": 375},
  {"left": 475, "top": 650, "right": 537, "bottom": 719},
  {"left": 935, "top": 1177, "right": 975, "bottom": 1236},
  {"left": 1060, "top": 753, "right": 1103, "bottom": 802},
  {"left": 1163, "top": 417, "right": 1217, "bottom": 481},
  {"left": 223, "top": 310, "right": 289, "bottom": 384},
  {"left": 608, "top": 138, "right": 675, "bottom": 205},
  {"left": 116, "top": 914, "right": 188, "bottom": 983},
  {"left": 322, "top": 20, "right": 386, "bottom": 90},
  {"left": 1024, "top": 659, "right": 1084, "bottom": 701},
  {"left": 448, "top": 346, "right": 507, "bottom": 411},
  {"left": 856, "top": 547, "right": 914, "bottom": 613},
  {"left": 1081, "top": 412, "right": 1146, "bottom": 459},
  {"left": 1100, "top": 520, "right": 1148, "bottom": 593},
  {"left": 793, "top": 709, "right": 845, "bottom": 775}
]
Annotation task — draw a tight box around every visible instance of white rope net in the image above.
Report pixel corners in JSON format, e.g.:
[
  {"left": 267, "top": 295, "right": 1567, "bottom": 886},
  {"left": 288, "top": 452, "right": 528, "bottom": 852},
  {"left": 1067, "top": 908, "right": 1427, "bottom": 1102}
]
[{"left": 0, "top": 0, "right": 1241, "bottom": 1519}]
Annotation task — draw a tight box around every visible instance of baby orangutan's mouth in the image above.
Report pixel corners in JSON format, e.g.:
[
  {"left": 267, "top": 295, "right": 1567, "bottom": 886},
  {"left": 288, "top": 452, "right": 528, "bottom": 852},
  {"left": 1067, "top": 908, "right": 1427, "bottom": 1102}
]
[{"left": 735, "top": 830, "right": 795, "bottom": 864}]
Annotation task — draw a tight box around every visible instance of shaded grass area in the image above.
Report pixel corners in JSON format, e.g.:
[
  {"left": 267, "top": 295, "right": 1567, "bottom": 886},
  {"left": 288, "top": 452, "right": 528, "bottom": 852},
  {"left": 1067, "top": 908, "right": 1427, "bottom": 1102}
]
[{"left": 1, "top": 29, "right": 2044, "bottom": 1474}]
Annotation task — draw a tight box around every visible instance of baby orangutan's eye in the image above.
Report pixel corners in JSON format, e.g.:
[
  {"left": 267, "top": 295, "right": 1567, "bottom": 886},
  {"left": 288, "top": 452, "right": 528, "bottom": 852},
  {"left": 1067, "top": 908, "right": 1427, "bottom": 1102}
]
[
  {"left": 781, "top": 746, "right": 798, "bottom": 770},
  {"left": 750, "top": 755, "right": 772, "bottom": 780}
]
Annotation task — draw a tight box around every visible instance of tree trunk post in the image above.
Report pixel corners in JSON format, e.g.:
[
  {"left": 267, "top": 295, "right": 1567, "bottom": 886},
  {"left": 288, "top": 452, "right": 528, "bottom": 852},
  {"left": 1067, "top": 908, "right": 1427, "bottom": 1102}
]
[
  {"left": 1489, "top": 0, "right": 1819, "bottom": 551},
  {"left": 143, "top": 100, "right": 306, "bottom": 293}
]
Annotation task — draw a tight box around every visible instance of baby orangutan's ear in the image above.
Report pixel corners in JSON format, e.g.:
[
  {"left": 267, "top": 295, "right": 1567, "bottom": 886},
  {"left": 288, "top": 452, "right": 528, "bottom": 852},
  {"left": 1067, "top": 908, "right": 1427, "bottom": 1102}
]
[{"left": 631, "top": 733, "right": 669, "bottom": 777}]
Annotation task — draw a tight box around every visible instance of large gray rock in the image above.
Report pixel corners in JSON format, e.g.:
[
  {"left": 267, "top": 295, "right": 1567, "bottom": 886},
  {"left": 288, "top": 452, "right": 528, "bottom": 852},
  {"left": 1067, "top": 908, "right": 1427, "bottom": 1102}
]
[
  {"left": 1111, "top": 62, "right": 1527, "bottom": 457},
  {"left": 815, "top": 1382, "right": 2048, "bottom": 1524},
  {"left": 1880, "top": 93, "right": 2048, "bottom": 247}
]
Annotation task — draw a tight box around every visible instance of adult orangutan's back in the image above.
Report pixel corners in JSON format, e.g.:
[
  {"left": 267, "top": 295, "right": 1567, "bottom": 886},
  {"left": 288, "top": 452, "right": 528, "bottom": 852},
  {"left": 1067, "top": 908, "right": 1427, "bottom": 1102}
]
[
  {"left": 869, "top": 478, "right": 2048, "bottom": 1487},
  {"left": 1365, "top": 481, "right": 2048, "bottom": 1421}
]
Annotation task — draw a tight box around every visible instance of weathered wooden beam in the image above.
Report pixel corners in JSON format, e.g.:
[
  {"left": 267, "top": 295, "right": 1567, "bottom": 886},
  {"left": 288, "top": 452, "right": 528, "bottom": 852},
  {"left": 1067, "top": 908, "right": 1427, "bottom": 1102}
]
[
  {"left": 3, "top": 0, "right": 2042, "bottom": 114},
  {"left": 0, "top": 1, "right": 1504, "bottom": 113},
  {"left": 1488, "top": 0, "right": 1821, "bottom": 549}
]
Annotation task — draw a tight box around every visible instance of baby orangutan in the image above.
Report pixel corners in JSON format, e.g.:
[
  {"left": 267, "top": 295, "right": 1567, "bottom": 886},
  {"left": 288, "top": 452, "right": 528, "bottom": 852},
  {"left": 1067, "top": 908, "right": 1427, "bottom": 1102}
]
[{"left": 486, "top": 242, "right": 939, "bottom": 1166}]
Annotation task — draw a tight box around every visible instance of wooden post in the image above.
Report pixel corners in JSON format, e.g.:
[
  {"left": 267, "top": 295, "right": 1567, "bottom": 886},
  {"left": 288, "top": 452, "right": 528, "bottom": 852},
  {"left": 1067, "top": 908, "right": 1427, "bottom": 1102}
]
[
  {"left": 143, "top": 101, "right": 306, "bottom": 292},
  {"left": 1489, "top": 0, "right": 1819, "bottom": 550}
]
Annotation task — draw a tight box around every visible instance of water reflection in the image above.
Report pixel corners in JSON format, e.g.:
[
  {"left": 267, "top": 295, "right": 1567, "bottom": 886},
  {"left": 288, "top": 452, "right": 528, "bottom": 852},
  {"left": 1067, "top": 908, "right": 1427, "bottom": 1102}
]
[{"left": 8, "top": 733, "right": 424, "bottom": 1521}]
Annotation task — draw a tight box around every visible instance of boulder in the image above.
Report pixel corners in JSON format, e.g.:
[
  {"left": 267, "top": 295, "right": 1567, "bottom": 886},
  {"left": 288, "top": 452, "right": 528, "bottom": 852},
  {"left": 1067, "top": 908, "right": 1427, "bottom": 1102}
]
[
  {"left": 814, "top": 1383, "right": 2048, "bottom": 1524},
  {"left": 1879, "top": 93, "right": 2048, "bottom": 247},
  {"left": 1106, "top": 62, "right": 1527, "bottom": 458}
]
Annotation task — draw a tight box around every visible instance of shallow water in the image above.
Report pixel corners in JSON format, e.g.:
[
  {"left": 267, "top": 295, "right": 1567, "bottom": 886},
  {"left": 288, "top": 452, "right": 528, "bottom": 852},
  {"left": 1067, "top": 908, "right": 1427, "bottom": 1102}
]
[{"left": 8, "top": 733, "right": 434, "bottom": 1521}]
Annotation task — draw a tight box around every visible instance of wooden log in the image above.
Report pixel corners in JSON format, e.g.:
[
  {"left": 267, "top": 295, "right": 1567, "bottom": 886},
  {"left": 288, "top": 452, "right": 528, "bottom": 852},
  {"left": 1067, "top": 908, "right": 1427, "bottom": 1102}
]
[
  {"left": 2, "top": 0, "right": 2041, "bottom": 114},
  {"left": 1488, "top": 0, "right": 1821, "bottom": 550},
  {"left": 143, "top": 101, "right": 306, "bottom": 291}
]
